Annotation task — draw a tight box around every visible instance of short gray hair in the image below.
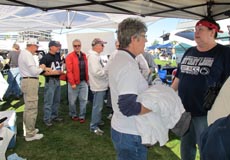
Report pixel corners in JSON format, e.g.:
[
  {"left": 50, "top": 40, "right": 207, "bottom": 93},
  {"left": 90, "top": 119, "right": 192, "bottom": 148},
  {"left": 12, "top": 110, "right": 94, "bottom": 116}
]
[
  {"left": 117, "top": 18, "right": 147, "bottom": 48},
  {"left": 72, "top": 39, "right": 81, "bottom": 45}
]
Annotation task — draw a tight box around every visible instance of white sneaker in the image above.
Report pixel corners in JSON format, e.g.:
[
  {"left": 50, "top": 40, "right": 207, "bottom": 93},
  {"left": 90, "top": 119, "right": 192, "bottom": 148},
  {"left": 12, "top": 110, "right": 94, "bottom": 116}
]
[
  {"left": 92, "top": 128, "right": 104, "bottom": 136},
  {"left": 23, "top": 128, "right": 39, "bottom": 137},
  {"left": 25, "top": 133, "right": 44, "bottom": 141}
]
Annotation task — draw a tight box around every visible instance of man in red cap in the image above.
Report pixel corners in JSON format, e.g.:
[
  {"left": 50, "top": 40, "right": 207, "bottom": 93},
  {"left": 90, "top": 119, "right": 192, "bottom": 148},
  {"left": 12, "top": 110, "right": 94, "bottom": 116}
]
[{"left": 172, "top": 17, "right": 230, "bottom": 160}]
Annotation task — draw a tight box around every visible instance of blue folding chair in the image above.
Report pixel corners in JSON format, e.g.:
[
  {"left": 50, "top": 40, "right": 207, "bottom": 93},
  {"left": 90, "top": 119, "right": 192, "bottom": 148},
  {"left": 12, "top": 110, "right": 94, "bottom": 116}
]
[
  {"left": 158, "top": 69, "right": 172, "bottom": 85},
  {"left": 158, "top": 69, "right": 167, "bottom": 82}
]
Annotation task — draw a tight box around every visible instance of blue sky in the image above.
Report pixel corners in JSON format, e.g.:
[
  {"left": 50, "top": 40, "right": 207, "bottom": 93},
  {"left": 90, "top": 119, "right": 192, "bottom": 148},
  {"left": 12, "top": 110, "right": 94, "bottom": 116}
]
[
  {"left": 146, "top": 18, "right": 181, "bottom": 46},
  {"left": 52, "top": 17, "right": 182, "bottom": 48},
  {"left": 145, "top": 17, "right": 230, "bottom": 46}
]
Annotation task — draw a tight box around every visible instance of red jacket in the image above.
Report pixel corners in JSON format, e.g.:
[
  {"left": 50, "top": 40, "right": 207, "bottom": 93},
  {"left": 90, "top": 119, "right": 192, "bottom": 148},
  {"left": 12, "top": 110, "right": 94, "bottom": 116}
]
[{"left": 65, "top": 51, "right": 89, "bottom": 85}]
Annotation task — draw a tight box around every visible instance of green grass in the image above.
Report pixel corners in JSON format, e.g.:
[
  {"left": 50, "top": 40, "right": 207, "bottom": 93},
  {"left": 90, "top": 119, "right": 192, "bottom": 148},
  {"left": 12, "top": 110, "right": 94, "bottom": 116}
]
[
  {"left": 154, "top": 59, "right": 177, "bottom": 67},
  {"left": 1, "top": 76, "right": 199, "bottom": 160}
]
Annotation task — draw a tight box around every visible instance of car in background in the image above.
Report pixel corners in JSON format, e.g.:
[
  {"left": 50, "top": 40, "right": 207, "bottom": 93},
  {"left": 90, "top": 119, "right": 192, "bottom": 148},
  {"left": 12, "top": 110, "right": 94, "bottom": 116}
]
[
  {"left": 0, "top": 50, "right": 10, "bottom": 74},
  {"left": 0, "top": 50, "right": 9, "bottom": 60}
]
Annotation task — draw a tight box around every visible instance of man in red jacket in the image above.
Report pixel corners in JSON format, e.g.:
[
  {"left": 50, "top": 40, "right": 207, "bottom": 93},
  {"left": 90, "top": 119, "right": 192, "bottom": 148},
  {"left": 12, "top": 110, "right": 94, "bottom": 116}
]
[{"left": 65, "top": 39, "right": 89, "bottom": 123}]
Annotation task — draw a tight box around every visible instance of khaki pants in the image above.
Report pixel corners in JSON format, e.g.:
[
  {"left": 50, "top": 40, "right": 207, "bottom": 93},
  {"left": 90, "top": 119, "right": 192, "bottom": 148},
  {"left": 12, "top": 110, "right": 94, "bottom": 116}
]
[{"left": 21, "top": 78, "right": 39, "bottom": 137}]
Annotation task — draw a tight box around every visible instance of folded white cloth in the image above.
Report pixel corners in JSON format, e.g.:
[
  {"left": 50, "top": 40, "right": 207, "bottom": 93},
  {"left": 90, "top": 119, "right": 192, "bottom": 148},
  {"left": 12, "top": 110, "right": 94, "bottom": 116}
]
[{"left": 136, "top": 84, "right": 184, "bottom": 146}]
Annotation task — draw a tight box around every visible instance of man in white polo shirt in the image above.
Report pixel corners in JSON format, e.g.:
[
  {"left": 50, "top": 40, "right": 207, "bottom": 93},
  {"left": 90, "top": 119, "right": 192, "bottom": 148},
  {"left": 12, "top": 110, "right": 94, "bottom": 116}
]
[{"left": 18, "top": 38, "right": 51, "bottom": 141}]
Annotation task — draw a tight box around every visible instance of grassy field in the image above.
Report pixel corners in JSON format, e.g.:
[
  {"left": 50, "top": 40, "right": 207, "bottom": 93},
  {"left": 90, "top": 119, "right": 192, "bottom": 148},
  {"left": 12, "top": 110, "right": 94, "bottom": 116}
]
[
  {"left": 154, "top": 59, "right": 177, "bottom": 67},
  {"left": 1, "top": 75, "right": 199, "bottom": 160}
]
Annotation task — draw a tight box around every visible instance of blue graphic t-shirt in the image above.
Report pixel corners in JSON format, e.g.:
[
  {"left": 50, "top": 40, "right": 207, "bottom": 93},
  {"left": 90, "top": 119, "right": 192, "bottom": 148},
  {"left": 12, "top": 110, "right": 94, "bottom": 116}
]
[
  {"left": 40, "top": 52, "right": 62, "bottom": 79},
  {"left": 176, "top": 44, "right": 230, "bottom": 116}
]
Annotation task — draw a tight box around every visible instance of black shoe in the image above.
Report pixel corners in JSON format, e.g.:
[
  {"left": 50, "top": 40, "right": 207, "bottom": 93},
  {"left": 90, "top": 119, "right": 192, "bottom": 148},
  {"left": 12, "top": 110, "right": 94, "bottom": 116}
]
[
  {"left": 44, "top": 121, "right": 53, "bottom": 127},
  {"left": 15, "top": 95, "right": 21, "bottom": 100},
  {"left": 98, "top": 120, "right": 105, "bottom": 126},
  {"left": 52, "top": 117, "right": 63, "bottom": 122}
]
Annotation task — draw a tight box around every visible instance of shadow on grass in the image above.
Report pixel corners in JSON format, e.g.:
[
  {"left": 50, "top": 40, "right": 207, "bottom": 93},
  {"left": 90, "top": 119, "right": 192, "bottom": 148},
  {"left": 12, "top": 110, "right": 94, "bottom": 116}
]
[{"left": 2, "top": 76, "right": 182, "bottom": 160}]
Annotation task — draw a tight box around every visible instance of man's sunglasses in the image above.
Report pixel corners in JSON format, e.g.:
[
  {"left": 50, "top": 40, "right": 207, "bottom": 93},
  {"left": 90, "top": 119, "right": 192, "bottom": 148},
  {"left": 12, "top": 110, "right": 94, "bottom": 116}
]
[{"left": 73, "top": 45, "right": 81, "bottom": 48}]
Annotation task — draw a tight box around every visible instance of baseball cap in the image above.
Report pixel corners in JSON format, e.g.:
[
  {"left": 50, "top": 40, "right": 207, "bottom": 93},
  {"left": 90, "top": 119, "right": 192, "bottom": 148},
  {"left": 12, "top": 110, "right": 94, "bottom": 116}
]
[
  {"left": 92, "top": 38, "right": 107, "bottom": 46},
  {"left": 27, "top": 38, "right": 40, "bottom": 47},
  {"left": 196, "top": 19, "right": 223, "bottom": 33},
  {"left": 49, "top": 41, "right": 61, "bottom": 47}
]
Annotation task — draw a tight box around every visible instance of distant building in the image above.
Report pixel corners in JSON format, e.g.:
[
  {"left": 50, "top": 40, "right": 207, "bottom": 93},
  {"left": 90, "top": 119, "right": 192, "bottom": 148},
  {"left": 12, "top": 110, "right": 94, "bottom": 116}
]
[
  {"left": 0, "top": 34, "right": 18, "bottom": 40},
  {"left": 18, "top": 30, "right": 52, "bottom": 42},
  {"left": 0, "top": 30, "right": 52, "bottom": 43},
  {"left": 0, "top": 30, "right": 52, "bottom": 42}
]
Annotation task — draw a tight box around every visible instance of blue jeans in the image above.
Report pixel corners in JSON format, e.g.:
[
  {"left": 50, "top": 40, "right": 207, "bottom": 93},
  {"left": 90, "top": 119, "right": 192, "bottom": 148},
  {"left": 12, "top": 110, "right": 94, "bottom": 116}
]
[
  {"left": 111, "top": 128, "right": 148, "bottom": 160},
  {"left": 5, "top": 67, "right": 21, "bottom": 97},
  {"left": 43, "top": 78, "right": 61, "bottom": 123},
  {"left": 180, "top": 115, "right": 208, "bottom": 160},
  {"left": 90, "top": 90, "right": 106, "bottom": 130},
  {"left": 68, "top": 81, "right": 88, "bottom": 119}
]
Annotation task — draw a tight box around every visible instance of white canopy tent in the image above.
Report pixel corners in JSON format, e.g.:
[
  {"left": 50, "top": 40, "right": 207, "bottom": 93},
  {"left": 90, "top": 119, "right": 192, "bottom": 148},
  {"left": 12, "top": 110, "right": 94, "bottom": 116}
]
[
  {"left": 0, "top": 0, "right": 229, "bottom": 20},
  {"left": 0, "top": 0, "right": 228, "bottom": 50},
  {"left": 0, "top": 0, "right": 228, "bottom": 33},
  {"left": 0, "top": 5, "right": 161, "bottom": 33}
]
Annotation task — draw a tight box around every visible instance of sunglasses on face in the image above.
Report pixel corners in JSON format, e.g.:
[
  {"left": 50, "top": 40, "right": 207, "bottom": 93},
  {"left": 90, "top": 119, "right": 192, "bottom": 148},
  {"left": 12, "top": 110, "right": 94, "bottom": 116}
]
[{"left": 73, "top": 45, "right": 81, "bottom": 48}]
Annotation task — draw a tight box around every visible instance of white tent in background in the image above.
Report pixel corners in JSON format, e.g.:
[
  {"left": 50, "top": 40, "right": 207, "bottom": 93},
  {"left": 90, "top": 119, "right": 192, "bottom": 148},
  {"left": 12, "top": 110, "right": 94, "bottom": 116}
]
[{"left": 0, "top": 5, "right": 161, "bottom": 33}]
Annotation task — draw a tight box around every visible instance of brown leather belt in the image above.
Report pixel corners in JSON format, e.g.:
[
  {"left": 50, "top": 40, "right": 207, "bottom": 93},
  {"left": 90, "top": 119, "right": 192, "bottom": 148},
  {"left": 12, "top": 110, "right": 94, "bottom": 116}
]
[{"left": 22, "top": 77, "right": 38, "bottom": 79}]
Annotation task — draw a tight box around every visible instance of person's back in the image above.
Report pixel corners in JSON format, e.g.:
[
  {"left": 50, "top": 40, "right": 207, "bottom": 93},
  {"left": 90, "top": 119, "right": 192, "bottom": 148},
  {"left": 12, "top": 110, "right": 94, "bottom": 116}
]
[
  {"left": 200, "top": 115, "right": 230, "bottom": 160},
  {"left": 142, "top": 52, "right": 157, "bottom": 73},
  {"left": 4, "top": 44, "right": 21, "bottom": 99},
  {"left": 8, "top": 50, "right": 20, "bottom": 68},
  {"left": 135, "top": 54, "right": 150, "bottom": 80},
  {"left": 142, "top": 52, "right": 157, "bottom": 85}
]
